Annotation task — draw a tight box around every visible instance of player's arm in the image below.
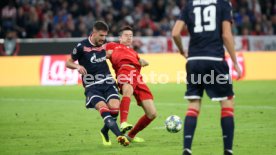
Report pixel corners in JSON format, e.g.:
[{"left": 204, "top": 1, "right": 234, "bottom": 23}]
[
  {"left": 222, "top": 21, "right": 241, "bottom": 79},
  {"left": 139, "top": 58, "right": 149, "bottom": 67},
  {"left": 172, "top": 20, "right": 188, "bottom": 58},
  {"left": 66, "top": 57, "right": 87, "bottom": 75},
  {"left": 106, "top": 50, "right": 113, "bottom": 59},
  {"left": 66, "top": 45, "right": 87, "bottom": 75},
  {"left": 105, "top": 42, "right": 116, "bottom": 59}
]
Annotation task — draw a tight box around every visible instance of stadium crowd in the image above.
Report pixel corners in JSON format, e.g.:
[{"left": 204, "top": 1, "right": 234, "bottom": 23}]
[{"left": 1, "top": 0, "right": 275, "bottom": 39}]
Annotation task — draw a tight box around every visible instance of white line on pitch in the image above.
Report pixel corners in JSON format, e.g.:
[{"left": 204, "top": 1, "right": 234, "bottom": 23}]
[{"left": 0, "top": 98, "right": 275, "bottom": 109}]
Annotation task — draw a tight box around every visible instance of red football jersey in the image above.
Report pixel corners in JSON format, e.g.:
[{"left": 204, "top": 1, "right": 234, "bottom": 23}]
[{"left": 106, "top": 42, "right": 141, "bottom": 73}]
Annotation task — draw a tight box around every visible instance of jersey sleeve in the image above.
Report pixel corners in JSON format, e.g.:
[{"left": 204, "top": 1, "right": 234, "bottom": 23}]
[
  {"left": 105, "top": 42, "right": 117, "bottom": 51},
  {"left": 221, "top": 0, "right": 233, "bottom": 22},
  {"left": 178, "top": 5, "right": 189, "bottom": 23},
  {"left": 71, "top": 43, "right": 82, "bottom": 61}
]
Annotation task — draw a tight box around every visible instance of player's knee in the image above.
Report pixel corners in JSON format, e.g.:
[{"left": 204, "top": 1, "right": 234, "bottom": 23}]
[
  {"left": 122, "top": 92, "right": 132, "bottom": 97},
  {"left": 147, "top": 111, "right": 157, "bottom": 120},
  {"left": 122, "top": 84, "right": 133, "bottom": 96},
  {"left": 95, "top": 101, "right": 108, "bottom": 111},
  {"left": 188, "top": 99, "right": 201, "bottom": 104},
  {"left": 108, "top": 99, "right": 120, "bottom": 109},
  {"left": 151, "top": 112, "right": 157, "bottom": 119},
  {"left": 220, "top": 99, "right": 234, "bottom": 108},
  {"left": 187, "top": 99, "right": 201, "bottom": 111}
]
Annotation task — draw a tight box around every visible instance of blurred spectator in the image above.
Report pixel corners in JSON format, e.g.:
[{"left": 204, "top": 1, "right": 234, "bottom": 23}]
[
  {"left": 0, "top": 0, "right": 275, "bottom": 38},
  {"left": 133, "top": 38, "right": 144, "bottom": 53},
  {"left": 25, "top": 6, "right": 40, "bottom": 38},
  {"left": 251, "top": 24, "right": 265, "bottom": 35},
  {"left": 273, "top": 15, "right": 276, "bottom": 35},
  {"left": 1, "top": 0, "right": 17, "bottom": 32},
  {"left": 0, "top": 29, "right": 20, "bottom": 56}
]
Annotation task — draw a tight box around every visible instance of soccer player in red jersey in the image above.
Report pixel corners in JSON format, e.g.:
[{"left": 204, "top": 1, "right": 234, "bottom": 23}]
[{"left": 105, "top": 26, "right": 157, "bottom": 142}]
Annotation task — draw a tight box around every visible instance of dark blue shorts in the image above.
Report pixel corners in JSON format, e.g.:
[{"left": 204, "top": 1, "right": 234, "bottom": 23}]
[
  {"left": 185, "top": 60, "right": 234, "bottom": 101},
  {"left": 85, "top": 83, "right": 120, "bottom": 109}
]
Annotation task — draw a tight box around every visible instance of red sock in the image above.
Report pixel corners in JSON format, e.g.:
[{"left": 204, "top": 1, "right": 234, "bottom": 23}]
[
  {"left": 128, "top": 115, "right": 153, "bottom": 138},
  {"left": 221, "top": 108, "right": 234, "bottom": 118},
  {"left": 110, "top": 108, "right": 119, "bottom": 118},
  {"left": 120, "top": 96, "right": 131, "bottom": 123},
  {"left": 186, "top": 108, "right": 199, "bottom": 117}
]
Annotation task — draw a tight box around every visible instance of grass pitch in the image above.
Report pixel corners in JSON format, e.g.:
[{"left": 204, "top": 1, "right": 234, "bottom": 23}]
[{"left": 1, "top": 81, "right": 276, "bottom": 155}]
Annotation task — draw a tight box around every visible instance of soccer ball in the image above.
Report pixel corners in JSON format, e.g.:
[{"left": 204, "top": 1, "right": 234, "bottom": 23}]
[{"left": 165, "top": 115, "right": 182, "bottom": 133}]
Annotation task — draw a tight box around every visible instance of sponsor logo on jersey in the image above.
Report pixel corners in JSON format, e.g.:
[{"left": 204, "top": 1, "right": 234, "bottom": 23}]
[
  {"left": 83, "top": 46, "right": 104, "bottom": 52},
  {"left": 90, "top": 53, "right": 106, "bottom": 63}
]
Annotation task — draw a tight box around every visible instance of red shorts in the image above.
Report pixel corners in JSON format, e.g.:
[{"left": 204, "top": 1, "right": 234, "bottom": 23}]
[{"left": 116, "top": 66, "right": 153, "bottom": 105}]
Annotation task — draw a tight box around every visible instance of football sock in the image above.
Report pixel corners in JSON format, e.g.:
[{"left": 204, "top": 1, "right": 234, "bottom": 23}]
[
  {"left": 101, "top": 108, "right": 119, "bottom": 139},
  {"left": 110, "top": 108, "right": 119, "bottom": 121},
  {"left": 120, "top": 96, "right": 131, "bottom": 123},
  {"left": 221, "top": 108, "right": 234, "bottom": 152},
  {"left": 128, "top": 115, "right": 153, "bottom": 138},
  {"left": 99, "top": 107, "right": 121, "bottom": 137},
  {"left": 184, "top": 108, "right": 199, "bottom": 150}
]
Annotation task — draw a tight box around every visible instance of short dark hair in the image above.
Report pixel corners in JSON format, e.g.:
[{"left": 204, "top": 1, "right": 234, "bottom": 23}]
[
  {"left": 93, "top": 21, "right": 109, "bottom": 31},
  {"left": 119, "top": 26, "right": 133, "bottom": 35}
]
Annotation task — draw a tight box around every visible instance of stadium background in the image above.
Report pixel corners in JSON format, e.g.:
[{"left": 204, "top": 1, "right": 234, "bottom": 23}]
[{"left": 1, "top": 0, "right": 276, "bottom": 155}]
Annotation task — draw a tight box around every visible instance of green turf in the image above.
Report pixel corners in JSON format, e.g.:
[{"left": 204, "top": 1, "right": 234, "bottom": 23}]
[{"left": 1, "top": 81, "right": 276, "bottom": 155}]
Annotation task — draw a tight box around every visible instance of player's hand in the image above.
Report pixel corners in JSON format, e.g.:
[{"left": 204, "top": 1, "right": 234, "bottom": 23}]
[
  {"left": 106, "top": 50, "right": 113, "bottom": 59},
  {"left": 234, "top": 63, "right": 242, "bottom": 80},
  {"left": 142, "top": 60, "right": 149, "bottom": 67},
  {"left": 180, "top": 51, "right": 188, "bottom": 58},
  {"left": 77, "top": 65, "right": 87, "bottom": 75},
  {"left": 139, "top": 59, "right": 149, "bottom": 67}
]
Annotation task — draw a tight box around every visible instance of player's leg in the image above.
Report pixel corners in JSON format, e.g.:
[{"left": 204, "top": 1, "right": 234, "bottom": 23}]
[
  {"left": 204, "top": 60, "right": 235, "bottom": 154},
  {"left": 86, "top": 87, "right": 129, "bottom": 146},
  {"left": 95, "top": 101, "right": 129, "bottom": 146},
  {"left": 100, "top": 84, "right": 120, "bottom": 145},
  {"left": 85, "top": 88, "right": 113, "bottom": 145},
  {"left": 120, "top": 83, "right": 134, "bottom": 132},
  {"left": 183, "top": 60, "right": 204, "bottom": 155},
  {"left": 127, "top": 81, "right": 155, "bottom": 142},
  {"left": 220, "top": 99, "right": 235, "bottom": 155},
  {"left": 183, "top": 99, "right": 201, "bottom": 155},
  {"left": 110, "top": 99, "right": 131, "bottom": 146},
  {"left": 100, "top": 99, "right": 120, "bottom": 145},
  {"left": 108, "top": 99, "right": 120, "bottom": 125},
  {"left": 127, "top": 99, "right": 156, "bottom": 142},
  {"left": 117, "top": 67, "right": 137, "bottom": 132}
]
